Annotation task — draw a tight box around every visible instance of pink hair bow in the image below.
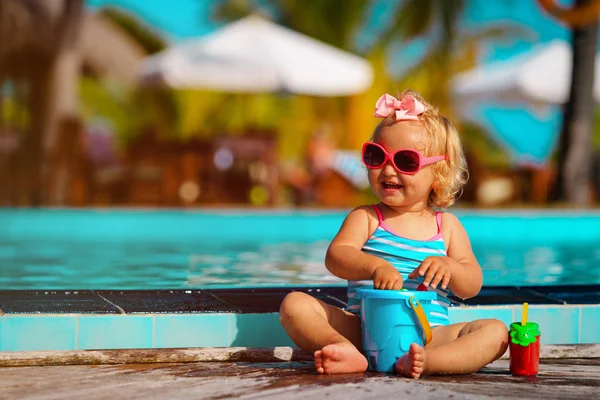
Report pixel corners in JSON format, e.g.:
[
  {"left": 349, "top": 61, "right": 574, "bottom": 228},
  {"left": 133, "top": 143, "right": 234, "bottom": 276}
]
[{"left": 373, "top": 94, "right": 426, "bottom": 120}]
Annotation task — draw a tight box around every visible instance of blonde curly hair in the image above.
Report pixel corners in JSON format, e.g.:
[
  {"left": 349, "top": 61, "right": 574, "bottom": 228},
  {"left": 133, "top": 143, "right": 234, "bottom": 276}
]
[{"left": 371, "top": 89, "right": 468, "bottom": 209}]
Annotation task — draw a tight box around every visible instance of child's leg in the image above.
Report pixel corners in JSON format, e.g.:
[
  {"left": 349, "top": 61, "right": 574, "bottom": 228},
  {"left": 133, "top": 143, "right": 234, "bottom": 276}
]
[
  {"left": 279, "top": 291, "right": 367, "bottom": 374},
  {"left": 396, "top": 319, "right": 508, "bottom": 379}
]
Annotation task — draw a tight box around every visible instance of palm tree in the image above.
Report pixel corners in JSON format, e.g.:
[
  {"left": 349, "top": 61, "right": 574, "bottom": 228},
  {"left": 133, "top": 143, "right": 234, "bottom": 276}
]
[
  {"left": 0, "top": 0, "right": 85, "bottom": 205},
  {"left": 537, "top": 0, "right": 600, "bottom": 205},
  {"left": 380, "top": 1, "right": 527, "bottom": 116},
  {"left": 0, "top": 1, "right": 163, "bottom": 206}
]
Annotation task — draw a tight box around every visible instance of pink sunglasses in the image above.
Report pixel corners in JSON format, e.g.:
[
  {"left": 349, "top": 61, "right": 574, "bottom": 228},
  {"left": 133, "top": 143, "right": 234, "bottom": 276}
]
[{"left": 361, "top": 142, "right": 446, "bottom": 175}]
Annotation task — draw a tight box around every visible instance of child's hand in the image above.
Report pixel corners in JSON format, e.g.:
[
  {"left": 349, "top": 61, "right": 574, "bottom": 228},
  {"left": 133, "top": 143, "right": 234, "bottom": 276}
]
[
  {"left": 408, "top": 256, "right": 456, "bottom": 290},
  {"left": 372, "top": 263, "right": 403, "bottom": 290}
]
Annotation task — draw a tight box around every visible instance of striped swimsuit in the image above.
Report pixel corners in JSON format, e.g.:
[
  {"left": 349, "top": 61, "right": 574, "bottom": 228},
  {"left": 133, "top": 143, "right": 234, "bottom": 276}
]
[{"left": 346, "top": 205, "right": 452, "bottom": 327}]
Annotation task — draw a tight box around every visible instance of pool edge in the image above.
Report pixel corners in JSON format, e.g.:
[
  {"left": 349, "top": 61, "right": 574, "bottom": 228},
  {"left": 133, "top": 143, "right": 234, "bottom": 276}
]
[{"left": 0, "top": 286, "right": 598, "bottom": 351}]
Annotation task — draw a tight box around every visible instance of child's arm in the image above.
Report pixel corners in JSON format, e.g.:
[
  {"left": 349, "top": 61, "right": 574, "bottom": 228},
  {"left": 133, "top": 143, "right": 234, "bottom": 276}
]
[
  {"left": 443, "top": 213, "right": 483, "bottom": 299},
  {"left": 325, "top": 206, "right": 403, "bottom": 290},
  {"left": 408, "top": 213, "right": 482, "bottom": 299}
]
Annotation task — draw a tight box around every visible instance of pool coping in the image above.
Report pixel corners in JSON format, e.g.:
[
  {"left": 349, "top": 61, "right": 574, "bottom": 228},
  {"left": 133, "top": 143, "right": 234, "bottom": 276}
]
[
  {"left": 1, "top": 285, "right": 599, "bottom": 315},
  {"left": 0, "top": 286, "right": 598, "bottom": 352}
]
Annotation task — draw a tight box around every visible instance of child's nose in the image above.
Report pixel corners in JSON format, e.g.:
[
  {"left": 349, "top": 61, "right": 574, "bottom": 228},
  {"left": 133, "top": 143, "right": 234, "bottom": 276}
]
[{"left": 382, "top": 161, "right": 396, "bottom": 175}]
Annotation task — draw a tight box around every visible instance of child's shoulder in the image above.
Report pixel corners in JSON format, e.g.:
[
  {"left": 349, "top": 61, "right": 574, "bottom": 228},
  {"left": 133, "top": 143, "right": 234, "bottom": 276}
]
[
  {"left": 350, "top": 204, "right": 377, "bottom": 218},
  {"left": 439, "top": 210, "right": 462, "bottom": 225},
  {"left": 349, "top": 204, "right": 379, "bottom": 219},
  {"left": 439, "top": 210, "right": 467, "bottom": 238},
  {"left": 344, "top": 204, "right": 380, "bottom": 232}
]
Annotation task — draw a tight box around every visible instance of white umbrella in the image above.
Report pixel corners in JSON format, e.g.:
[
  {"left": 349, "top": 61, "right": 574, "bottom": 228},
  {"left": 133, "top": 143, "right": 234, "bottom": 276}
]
[
  {"left": 139, "top": 15, "right": 373, "bottom": 96},
  {"left": 452, "top": 40, "right": 600, "bottom": 105}
]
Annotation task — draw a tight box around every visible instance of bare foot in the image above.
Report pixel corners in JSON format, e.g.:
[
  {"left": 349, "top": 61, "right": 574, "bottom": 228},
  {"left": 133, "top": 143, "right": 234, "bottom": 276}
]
[
  {"left": 395, "top": 343, "right": 427, "bottom": 379},
  {"left": 313, "top": 342, "right": 368, "bottom": 374}
]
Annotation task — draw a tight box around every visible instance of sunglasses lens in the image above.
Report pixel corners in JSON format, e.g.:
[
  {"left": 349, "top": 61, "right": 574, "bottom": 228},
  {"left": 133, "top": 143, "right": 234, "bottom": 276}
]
[
  {"left": 363, "top": 144, "right": 386, "bottom": 168},
  {"left": 394, "top": 150, "right": 420, "bottom": 173}
]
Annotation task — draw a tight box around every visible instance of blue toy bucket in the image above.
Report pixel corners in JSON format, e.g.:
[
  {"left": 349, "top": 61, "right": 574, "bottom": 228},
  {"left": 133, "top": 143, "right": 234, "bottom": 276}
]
[{"left": 355, "top": 288, "right": 436, "bottom": 373}]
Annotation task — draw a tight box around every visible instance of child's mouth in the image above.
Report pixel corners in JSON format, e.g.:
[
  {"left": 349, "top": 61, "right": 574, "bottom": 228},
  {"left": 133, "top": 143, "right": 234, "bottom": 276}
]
[{"left": 382, "top": 181, "right": 403, "bottom": 191}]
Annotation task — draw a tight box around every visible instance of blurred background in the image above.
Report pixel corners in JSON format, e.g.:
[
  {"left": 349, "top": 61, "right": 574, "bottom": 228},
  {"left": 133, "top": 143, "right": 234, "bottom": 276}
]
[{"left": 2, "top": 0, "right": 600, "bottom": 290}]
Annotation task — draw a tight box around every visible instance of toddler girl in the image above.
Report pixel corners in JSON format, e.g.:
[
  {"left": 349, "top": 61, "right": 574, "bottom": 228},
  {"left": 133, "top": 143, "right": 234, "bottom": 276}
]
[{"left": 279, "top": 90, "right": 509, "bottom": 378}]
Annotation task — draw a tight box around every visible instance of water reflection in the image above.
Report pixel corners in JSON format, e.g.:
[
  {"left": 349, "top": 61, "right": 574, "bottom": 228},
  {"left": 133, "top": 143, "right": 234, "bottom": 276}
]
[
  {"left": 474, "top": 243, "right": 600, "bottom": 286},
  {"left": 0, "top": 238, "right": 598, "bottom": 289}
]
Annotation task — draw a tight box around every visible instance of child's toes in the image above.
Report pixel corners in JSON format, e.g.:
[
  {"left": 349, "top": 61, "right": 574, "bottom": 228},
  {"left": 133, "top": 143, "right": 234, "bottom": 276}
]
[
  {"left": 314, "top": 351, "right": 323, "bottom": 362},
  {"left": 412, "top": 351, "right": 424, "bottom": 362},
  {"left": 314, "top": 351, "right": 324, "bottom": 373}
]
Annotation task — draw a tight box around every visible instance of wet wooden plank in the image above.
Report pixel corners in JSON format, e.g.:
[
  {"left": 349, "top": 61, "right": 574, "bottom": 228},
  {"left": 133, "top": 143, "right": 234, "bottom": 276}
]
[
  {"left": 2, "top": 345, "right": 598, "bottom": 367},
  {"left": 0, "top": 347, "right": 312, "bottom": 367},
  {"left": 1, "top": 359, "right": 599, "bottom": 400}
]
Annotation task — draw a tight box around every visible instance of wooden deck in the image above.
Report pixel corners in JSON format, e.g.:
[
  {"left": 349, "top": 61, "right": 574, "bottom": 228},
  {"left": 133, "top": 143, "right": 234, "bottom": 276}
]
[{"left": 2, "top": 358, "right": 599, "bottom": 399}]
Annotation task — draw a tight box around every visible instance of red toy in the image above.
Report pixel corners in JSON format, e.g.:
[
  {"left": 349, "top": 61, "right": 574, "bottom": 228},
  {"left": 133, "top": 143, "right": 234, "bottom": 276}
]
[
  {"left": 417, "top": 283, "right": 428, "bottom": 291},
  {"left": 509, "top": 303, "right": 541, "bottom": 376}
]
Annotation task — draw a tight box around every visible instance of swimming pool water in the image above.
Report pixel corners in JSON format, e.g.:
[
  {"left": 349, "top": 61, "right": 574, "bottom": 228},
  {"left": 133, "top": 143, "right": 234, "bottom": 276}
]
[{"left": 1, "top": 209, "right": 600, "bottom": 290}]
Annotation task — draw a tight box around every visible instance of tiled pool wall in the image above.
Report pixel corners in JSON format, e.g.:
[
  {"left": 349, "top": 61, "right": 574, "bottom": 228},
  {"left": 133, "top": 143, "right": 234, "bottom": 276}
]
[
  {"left": 0, "top": 305, "right": 599, "bottom": 352},
  {"left": 0, "top": 287, "right": 598, "bottom": 352}
]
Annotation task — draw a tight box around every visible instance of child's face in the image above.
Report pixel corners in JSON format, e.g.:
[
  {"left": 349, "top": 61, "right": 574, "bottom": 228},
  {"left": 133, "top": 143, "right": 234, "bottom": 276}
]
[{"left": 368, "top": 122, "right": 436, "bottom": 209}]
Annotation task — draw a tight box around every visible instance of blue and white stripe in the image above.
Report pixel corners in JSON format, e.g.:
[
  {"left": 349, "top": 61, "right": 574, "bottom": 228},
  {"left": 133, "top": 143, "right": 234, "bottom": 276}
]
[{"left": 347, "top": 224, "right": 451, "bottom": 327}]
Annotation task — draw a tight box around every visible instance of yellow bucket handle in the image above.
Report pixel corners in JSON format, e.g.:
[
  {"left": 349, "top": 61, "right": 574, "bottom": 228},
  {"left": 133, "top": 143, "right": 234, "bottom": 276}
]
[{"left": 409, "top": 296, "right": 432, "bottom": 345}]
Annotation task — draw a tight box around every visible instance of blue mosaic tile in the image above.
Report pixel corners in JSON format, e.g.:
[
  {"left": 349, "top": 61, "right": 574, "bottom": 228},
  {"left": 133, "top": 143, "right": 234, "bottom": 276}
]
[
  {"left": 77, "top": 316, "right": 154, "bottom": 350},
  {"left": 155, "top": 314, "right": 230, "bottom": 348},
  {"left": 229, "top": 313, "right": 295, "bottom": 347},
  {"left": 527, "top": 306, "right": 580, "bottom": 345},
  {"left": 580, "top": 306, "right": 600, "bottom": 344},
  {"left": 0, "top": 316, "right": 76, "bottom": 351}
]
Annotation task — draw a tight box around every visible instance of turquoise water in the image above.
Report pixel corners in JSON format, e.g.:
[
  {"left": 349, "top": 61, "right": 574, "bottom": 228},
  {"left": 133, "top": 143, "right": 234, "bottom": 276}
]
[{"left": 1, "top": 209, "right": 600, "bottom": 290}]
